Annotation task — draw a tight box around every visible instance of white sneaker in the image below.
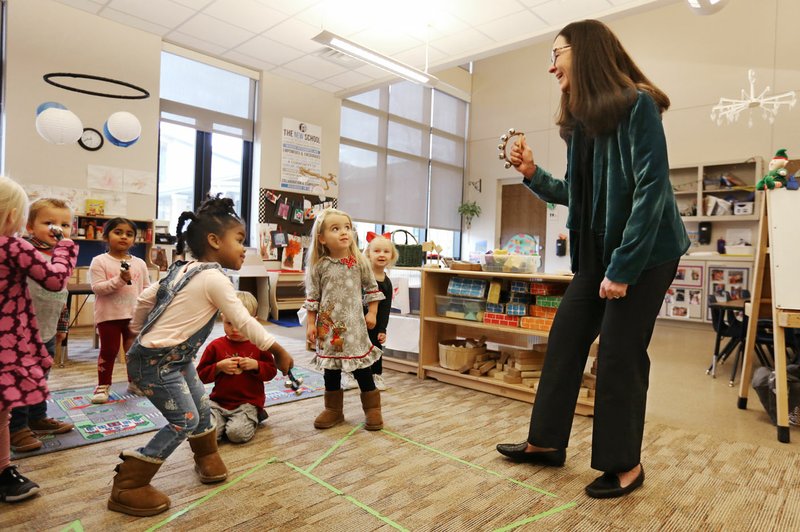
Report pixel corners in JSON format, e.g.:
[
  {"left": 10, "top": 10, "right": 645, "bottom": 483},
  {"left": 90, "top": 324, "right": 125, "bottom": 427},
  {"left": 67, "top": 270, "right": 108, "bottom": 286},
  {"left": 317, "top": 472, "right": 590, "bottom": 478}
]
[
  {"left": 373, "top": 374, "right": 388, "bottom": 391},
  {"left": 341, "top": 372, "right": 357, "bottom": 390},
  {"left": 91, "top": 385, "right": 110, "bottom": 404}
]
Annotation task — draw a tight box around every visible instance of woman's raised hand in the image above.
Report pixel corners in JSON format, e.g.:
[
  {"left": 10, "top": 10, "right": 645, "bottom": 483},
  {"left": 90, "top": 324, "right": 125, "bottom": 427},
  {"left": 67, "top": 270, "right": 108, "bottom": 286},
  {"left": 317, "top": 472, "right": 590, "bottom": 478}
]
[{"left": 510, "top": 135, "right": 536, "bottom": 178}]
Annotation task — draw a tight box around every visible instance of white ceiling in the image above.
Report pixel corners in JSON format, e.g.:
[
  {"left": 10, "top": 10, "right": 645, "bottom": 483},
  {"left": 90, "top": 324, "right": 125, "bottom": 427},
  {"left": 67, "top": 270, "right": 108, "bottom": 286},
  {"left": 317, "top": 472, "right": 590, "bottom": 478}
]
[{"left": 54, "top": 0, "right": 676, "bottom": 94}]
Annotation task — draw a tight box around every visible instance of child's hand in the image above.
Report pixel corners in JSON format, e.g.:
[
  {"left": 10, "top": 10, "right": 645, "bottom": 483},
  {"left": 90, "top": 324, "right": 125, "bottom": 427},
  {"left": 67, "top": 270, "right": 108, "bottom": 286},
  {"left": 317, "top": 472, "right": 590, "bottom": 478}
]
[
  {"left": 365, "top": 312, "right": 377, "bottom": 329},
  {"left": 306, "top": 324, "right": 317, "bottom": 344},
  {"left": 217, "top": 357, "right": 240, "bottom": 375},
  {"left": 377, "top": 332, "right": 386, "bottom": 344},
  {"left": 237, "top": 357, "right": 258, "bottom": 372},
  {"left": 120, "top": 270, "right": 132, "bottom": 283}
]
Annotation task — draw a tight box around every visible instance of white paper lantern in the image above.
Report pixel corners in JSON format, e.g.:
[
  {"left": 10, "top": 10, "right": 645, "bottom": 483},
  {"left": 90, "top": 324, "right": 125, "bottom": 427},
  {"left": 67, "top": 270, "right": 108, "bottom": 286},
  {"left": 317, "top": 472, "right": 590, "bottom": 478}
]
[
  {"left": 104, "top": 111, "right": 141, "bottom": 147},
  {"left": 35, "top": 102, "right": 83, "bottom": 145}
]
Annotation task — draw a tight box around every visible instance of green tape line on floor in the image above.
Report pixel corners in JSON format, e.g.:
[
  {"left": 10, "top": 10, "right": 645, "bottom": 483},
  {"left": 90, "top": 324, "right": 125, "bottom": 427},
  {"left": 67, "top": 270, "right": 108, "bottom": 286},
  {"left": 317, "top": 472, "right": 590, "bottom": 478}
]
[
  {"left": 380, "top": 428, "right": 558, "bottom": 497},
  {"left": 146, "top": 457, "right": 278, "bottom": 532},
  {"left": 306, "top": 423, "right": 363, "bottom": 473}
]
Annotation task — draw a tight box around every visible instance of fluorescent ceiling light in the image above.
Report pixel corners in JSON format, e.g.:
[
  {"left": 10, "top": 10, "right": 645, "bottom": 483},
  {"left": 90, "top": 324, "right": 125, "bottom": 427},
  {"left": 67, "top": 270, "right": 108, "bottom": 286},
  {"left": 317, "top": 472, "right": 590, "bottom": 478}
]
[{"left": 313, "top": 30, "right": 437, "bottom": 87}]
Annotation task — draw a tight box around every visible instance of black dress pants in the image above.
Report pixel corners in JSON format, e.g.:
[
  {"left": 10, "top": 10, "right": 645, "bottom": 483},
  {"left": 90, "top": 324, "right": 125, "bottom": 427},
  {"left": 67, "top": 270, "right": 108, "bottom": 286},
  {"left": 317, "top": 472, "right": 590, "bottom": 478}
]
[{"left": 527, "top": 258, "right": 679, "bottom": 473}]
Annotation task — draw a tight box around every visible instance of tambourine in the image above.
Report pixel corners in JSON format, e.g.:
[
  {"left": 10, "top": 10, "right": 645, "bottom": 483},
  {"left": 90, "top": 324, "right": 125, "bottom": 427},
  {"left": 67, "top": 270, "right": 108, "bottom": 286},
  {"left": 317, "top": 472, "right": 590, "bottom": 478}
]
[{"left": 497, "top": 128, "right": 524, "bottom": 169}]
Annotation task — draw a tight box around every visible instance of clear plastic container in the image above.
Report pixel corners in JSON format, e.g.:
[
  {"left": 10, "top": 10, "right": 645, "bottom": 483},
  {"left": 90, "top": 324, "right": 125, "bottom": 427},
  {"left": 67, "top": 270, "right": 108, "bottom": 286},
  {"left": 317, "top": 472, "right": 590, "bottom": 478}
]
[
  {"left": 480, "top": 253, "right": 540, "bottom": 273},
  {"left": 435, "top": 295, "right": 486, "bottom": 321}
]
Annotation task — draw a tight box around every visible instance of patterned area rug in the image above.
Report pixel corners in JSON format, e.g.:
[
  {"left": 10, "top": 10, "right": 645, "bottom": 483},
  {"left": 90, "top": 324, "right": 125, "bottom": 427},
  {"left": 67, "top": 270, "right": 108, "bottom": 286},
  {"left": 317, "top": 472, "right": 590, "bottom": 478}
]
[{"left": 11, "top": 366, "right": 324, "bottom": 459}]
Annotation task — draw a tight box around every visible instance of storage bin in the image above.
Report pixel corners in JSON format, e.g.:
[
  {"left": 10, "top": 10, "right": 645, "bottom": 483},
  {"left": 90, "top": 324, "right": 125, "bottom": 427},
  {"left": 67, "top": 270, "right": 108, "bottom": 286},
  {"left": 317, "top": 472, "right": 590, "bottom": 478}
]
[
  {"left": 734, "top": 201, "right": 754, "bottom": 215},
  {"left": 435, "top": 295, "right": 486, "bottom": 321},
  {"left": 438, "top": 339, "right": 486, "bottom": 370},
  {"left": 481, "top": 253, "right": 539, "bottom": 273}
]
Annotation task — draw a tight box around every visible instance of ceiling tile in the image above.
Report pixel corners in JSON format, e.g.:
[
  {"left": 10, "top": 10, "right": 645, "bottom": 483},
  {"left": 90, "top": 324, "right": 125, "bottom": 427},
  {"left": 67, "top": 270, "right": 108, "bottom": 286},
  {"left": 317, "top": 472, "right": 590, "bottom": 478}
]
[
  {"left": 102, "top": 7, "right": 172, "bottom": 35},
  {"left": 222, "top": 50, "right": 276, "bottom": 72},
  {"left": 430, "top": 28, "right": 496, "bottom": 56},
  {"left": 532, "top": 0, "right": 614, "bottom": 26},
  {"left": 106, "top": 0, "right": 194, "bottom": 28},
  {"left": 355, "top": 64, "right": 392, "bottom": 79},
  {"left": 392, "top": 44, "right": 448, "bottom": 71},
  {"left": 203, "top": 0, "right": 286, "bottom": 34},
  {"left": 476, "top": 9, "right": 549, "bottom": 43},
  {"left": 323, "top": 69, "right": 372, "bottom": 88},
  {"left": 348, "top": 28, "right": 423, "bottom": 56},
  {"left": 295, "top": 4, "right": 370, "bottom": 37},
  {"left": 451, "top": 0, "right": 531, "bottom": 26},
  {"left": 232, "top": 36, "right": 306, "bottom": 66},
  {"left": 517, "top": 0, "right": 552, "bottom": 7},
  {"left": 311, "top": 80, "right": 345, "bottom": 93},
  {"left": 263, "top": 18, "right": 326, "bottom": 54},
  {"left": 281, "top": 54, "right": 349, "bottom": 79},
  {"left": 54, "top": 0, "right": 104, "bottom": 15},
  {"left": 269, "top": 66, "right": 320, "bottom": 85},
  {"left": 165, "top": 31, "right": 227, "bottom": 56},
  {"left": 254, "top": 0, "right": 320, "bottom": 17},
  {"left": 176, "top": 13, "right": 255, "bottom": 49},
  {"left": 170, "top": 0, "right": 215, "bottom": 9}
]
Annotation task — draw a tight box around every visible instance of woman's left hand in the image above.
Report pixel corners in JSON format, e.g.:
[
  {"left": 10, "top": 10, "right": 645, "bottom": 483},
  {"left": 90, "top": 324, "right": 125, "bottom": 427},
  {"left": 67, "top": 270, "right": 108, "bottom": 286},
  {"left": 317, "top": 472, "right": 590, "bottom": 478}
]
[{"left": 599, "top": 277, "right": 628, "bottom": 300}]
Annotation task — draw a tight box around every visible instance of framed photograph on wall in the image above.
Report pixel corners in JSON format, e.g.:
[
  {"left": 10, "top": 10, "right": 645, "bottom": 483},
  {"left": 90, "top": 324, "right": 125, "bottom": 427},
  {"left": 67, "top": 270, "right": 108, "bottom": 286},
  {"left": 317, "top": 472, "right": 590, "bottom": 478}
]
[
  {"left": 673, "top": 264, "right": 703, "bottom": 287},
  {"left": 271, "top": 230, "right": 287, "bottom": 248},
  {"left": 291, "top": 205, "right": 305, "bottom": 224}
]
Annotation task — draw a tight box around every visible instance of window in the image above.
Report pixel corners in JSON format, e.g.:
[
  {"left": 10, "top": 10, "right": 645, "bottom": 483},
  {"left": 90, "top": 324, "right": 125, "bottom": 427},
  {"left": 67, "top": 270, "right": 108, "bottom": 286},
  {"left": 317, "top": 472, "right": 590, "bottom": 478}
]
[
  {"left": 338, "top": 81, "right": 468, "bottom": 258},
  {"left": 158, "top": 50, "right": 257, "bottom": 237}
]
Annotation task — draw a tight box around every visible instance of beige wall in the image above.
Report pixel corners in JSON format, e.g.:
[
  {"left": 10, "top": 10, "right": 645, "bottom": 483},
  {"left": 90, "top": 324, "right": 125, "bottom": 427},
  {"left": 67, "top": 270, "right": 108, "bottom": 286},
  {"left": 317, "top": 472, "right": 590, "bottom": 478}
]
[
  {"left": 466, "top": 0, "right": 800, "bottom": 271},
  {"left": 4, "top": 0, "right": 162, "bottom": 220}
]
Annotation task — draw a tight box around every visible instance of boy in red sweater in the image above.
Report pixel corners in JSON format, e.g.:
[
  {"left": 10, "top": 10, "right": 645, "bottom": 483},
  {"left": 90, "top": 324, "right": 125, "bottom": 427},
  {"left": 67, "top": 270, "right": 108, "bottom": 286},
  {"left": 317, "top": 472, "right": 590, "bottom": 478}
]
[{"left": 197, "top": 291, "right": 285, "bottom": 443}]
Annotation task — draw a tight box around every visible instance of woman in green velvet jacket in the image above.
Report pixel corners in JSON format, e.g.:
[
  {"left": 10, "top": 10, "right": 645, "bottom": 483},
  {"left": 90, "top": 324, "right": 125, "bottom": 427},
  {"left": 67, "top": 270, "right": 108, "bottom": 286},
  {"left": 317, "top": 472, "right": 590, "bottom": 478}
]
[{"left": 496, "top": 19, "right": 690, "bottom": 499}]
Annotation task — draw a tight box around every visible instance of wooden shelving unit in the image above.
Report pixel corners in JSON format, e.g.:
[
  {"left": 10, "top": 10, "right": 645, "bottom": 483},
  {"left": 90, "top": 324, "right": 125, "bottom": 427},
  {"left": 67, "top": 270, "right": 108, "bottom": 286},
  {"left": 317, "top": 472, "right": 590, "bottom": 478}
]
[{"left": 418, "top": 268, "right": 594, "bottom": 416}]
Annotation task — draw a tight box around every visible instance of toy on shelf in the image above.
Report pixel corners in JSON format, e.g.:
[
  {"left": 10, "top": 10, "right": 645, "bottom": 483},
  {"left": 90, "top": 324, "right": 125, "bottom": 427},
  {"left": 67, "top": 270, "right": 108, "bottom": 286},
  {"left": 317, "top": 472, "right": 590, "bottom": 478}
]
[
  {"left": 756, "top": 148, "right": 789, "bottom": 190},
  {"left": 786, "top": 173, "right": 799, "bottom": 191}
]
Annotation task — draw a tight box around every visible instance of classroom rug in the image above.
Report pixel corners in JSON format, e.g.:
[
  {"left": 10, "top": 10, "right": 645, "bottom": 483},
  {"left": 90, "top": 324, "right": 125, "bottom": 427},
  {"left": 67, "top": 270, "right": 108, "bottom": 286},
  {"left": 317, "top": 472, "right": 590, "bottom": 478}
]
[{"left": 11, "top": 366, "right": 325, "bottom": 459}]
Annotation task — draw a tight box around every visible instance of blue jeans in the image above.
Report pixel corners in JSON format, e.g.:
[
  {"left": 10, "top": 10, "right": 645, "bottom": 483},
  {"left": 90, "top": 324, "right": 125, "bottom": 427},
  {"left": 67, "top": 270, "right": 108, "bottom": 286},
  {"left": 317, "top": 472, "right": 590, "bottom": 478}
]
[
  {"left": 10, "top": 337, "right": 56, "bottom": 432},
  {"left": 126, "top": 342, "right": 212, "bottom": 460}
]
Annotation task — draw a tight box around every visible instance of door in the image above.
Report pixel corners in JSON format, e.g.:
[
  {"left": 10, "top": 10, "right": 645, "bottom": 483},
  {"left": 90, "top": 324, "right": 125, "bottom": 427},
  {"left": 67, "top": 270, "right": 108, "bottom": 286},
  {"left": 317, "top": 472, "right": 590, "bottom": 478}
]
[{"left": 500, "top": 183, "right": 547, "bottom": 267}]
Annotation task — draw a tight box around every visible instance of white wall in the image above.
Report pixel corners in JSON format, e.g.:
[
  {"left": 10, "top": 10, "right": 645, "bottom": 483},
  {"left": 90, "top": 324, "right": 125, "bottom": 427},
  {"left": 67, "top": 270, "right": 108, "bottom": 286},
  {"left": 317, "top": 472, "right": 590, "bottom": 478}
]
[
  {"left": 4, "top": 0, "right": 162, "bottom": 220},
  {"left": 466, "top": 0, "right": 800, "bottom": 273}
]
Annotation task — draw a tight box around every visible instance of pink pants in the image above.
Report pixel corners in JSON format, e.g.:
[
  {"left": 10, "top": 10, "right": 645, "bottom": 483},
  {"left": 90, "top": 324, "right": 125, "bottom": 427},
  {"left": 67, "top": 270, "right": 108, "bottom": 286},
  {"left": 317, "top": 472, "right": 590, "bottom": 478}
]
[
  {"left": 97, "top": 319, "right": 136, "bottom": 386},
  {"left": 1, "top": 409, "right": 10, "bottom": 471}
]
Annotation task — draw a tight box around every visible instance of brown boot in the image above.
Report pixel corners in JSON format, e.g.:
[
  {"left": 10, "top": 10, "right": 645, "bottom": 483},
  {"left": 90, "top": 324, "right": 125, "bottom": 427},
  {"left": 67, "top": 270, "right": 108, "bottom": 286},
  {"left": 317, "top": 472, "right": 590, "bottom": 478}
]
[
  {"left": 360, "top": 389, "right": 383, "bottom": 431},
  {"left": 314, "top": 390, "right": 345, "bottom": 429},
  {"left": 188, "top": 427, "right": 228, "bottom": 483},
  {"left": 107, "top": 451, "right": 170, "bottom": 516}
]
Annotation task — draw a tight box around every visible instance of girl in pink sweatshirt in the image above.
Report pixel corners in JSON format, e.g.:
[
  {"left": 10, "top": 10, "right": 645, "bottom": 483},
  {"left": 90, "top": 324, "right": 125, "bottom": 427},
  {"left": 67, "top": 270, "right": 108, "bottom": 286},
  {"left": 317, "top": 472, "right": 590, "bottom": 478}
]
[{"left": 89, "top": 218, "right": 150, "bottom": 403}]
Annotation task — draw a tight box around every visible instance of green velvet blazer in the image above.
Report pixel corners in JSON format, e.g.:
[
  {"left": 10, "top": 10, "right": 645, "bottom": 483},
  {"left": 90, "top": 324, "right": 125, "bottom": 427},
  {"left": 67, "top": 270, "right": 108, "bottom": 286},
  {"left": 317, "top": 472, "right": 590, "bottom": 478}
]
[{"left": 523, "top": 91, "right": 690, "bottom": 285}]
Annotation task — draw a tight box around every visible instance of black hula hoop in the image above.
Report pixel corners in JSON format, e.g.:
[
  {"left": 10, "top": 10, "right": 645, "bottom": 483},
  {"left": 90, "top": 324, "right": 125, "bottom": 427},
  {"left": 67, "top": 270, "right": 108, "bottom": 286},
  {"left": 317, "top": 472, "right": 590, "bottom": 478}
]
[{"left": 43, "top": 72, "right": 150, "bottom": 100}]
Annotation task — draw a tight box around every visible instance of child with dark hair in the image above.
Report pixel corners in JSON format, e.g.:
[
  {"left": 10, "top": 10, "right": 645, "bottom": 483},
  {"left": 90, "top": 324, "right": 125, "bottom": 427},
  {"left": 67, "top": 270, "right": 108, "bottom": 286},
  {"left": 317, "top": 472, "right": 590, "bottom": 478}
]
[
  {"left": 107, "top": 195, "right": 294, "bottom": 517},
  {"left": 89, "top": 217, "right": 150, "bottom": 403}
]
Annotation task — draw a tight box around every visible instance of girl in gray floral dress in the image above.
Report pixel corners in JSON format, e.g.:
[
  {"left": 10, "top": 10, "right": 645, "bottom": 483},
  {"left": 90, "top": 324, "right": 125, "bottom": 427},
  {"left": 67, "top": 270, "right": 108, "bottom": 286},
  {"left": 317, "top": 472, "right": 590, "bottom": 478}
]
[{"left": 304, "top": 208, "right": 385, "bottom": 430}]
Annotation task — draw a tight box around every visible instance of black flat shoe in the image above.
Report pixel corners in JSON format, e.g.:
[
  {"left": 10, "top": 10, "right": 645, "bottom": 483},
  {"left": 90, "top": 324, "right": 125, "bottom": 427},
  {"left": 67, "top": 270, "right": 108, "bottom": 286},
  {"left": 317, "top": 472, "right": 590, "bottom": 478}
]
[
  {"left": 495, "top": 442, "right": 566, "bottom": 466},
  {"left": 585, "top": 465, "right": 645, "bottom": 499}
]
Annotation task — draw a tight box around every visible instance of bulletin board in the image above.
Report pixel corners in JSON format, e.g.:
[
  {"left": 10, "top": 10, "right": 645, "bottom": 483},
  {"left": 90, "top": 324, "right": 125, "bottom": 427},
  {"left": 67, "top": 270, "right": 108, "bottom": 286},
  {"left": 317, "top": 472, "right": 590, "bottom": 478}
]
[
  {"left": 767, "top": 189, "right": 800, "bottom": 310},
  {"left": 257, "top": 188, "right": 337, "bottom": 268}
]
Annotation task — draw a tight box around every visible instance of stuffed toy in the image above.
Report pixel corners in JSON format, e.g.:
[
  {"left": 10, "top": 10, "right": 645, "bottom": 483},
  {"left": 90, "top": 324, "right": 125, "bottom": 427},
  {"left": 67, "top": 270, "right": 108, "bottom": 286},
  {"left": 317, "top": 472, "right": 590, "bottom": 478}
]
[{"left": 757, "top": 148, "right": 789, "bottom": 190}]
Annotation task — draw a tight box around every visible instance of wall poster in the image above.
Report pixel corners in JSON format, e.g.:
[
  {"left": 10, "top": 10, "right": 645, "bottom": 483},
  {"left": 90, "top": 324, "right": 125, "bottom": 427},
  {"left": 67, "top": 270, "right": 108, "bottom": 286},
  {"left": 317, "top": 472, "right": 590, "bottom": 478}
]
[{"left": 281, "top": 118, "right": 322, "bottom": 192}]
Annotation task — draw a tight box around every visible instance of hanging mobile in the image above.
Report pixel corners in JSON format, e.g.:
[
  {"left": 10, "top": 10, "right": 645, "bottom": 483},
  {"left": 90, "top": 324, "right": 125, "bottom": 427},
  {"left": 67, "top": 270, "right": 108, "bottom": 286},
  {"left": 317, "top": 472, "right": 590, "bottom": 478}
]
[{"left": 497, "top": 128, "right": 524, "bottom": 169}]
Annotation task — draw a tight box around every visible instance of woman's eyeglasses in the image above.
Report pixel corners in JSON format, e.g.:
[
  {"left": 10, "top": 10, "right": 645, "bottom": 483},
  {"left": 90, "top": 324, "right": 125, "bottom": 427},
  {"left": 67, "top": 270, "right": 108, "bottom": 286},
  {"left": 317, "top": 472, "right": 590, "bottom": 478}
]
[{"left": 551, "top": 45, "right": 571, "bottom": 65}]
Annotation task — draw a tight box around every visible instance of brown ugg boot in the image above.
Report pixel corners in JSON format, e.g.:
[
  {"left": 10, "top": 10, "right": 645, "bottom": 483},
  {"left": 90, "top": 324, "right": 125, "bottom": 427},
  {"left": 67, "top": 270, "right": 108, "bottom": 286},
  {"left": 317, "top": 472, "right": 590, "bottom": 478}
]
[
  {"left": 314, "top": 390, "right": 345, "bottom": 429},
  {"left": 107, "top": 451, "right": 170, "bottom": 516},
  {"left": 188, "top": 427, "right": 228, "bottom": 483},
  {"left": 360, "top": 389, "right": 383, "bottom": 431}
]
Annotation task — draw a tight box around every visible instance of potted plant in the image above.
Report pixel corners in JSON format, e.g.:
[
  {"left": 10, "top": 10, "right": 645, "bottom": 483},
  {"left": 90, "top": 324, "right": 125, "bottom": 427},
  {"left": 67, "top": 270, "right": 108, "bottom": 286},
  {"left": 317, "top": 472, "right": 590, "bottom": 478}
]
[{"left": 458, "top": 201, "right": 482, "bottom": 229}]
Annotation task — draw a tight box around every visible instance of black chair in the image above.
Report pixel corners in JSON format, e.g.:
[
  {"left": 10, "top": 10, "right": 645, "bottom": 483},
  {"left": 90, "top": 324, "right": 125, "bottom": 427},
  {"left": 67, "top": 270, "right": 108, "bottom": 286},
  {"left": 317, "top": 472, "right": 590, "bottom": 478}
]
[
  {"left": 753, "top": 319, "right": 799, "bottom": 369},
  {"left": 707, "top": 294, "right": 746, "bottom": 385}
]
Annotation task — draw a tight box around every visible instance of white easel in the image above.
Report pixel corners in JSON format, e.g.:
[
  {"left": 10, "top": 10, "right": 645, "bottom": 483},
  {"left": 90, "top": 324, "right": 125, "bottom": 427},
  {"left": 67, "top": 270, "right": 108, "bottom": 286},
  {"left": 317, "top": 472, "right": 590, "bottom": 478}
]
[{"left": 737, "top": 188, "right": 800, "bottom": 443}]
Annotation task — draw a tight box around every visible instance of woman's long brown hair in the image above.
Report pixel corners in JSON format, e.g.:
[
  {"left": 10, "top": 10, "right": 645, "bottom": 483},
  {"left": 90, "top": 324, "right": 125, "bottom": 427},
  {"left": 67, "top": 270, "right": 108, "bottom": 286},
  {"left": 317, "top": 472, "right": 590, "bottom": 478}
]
[{"left": 555, "top": 19, "right": 670, "bottom": 137}]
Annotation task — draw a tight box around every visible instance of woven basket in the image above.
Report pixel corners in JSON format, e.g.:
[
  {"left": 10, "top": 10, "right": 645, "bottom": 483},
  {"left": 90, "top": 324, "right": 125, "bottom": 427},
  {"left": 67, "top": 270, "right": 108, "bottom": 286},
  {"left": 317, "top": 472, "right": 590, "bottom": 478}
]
[
  {"left": 392, "top": 229, "right": 424, "bottom": 267},
  {"left": 438, "top": 339, "right": 486, "bottom": 371}
]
